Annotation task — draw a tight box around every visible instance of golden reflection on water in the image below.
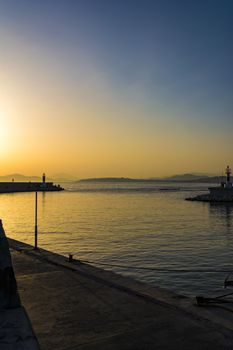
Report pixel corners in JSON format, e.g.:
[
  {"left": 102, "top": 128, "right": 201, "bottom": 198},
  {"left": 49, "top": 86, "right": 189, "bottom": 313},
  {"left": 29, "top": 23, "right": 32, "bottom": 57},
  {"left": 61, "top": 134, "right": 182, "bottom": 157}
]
[{"left": 1, "top": 185, "right": 233, "bottom": 296}]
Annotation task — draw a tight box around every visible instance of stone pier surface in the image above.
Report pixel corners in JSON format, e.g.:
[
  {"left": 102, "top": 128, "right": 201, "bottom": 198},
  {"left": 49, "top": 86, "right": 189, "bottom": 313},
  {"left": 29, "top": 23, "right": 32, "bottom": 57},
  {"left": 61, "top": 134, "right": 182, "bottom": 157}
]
[
  {"left": 0, "top": 221, "right": 39, "bottom": 350},
  {"left": 6, "top": 239, "right": 233, "bottom": 350}
]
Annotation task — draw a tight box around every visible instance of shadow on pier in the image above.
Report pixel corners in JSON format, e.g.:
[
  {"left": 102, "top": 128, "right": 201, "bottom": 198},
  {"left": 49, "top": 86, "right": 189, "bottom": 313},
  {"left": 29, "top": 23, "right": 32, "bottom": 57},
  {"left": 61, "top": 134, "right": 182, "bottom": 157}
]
[{"left": 0, "top": 220, "right": 39, "bottom": 349}]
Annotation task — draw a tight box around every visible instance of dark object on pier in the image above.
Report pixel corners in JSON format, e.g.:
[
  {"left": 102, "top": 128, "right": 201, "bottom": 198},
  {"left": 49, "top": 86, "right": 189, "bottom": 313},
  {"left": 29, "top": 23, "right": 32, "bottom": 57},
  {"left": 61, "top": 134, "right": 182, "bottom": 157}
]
[
  {"left": 196, "top": 272, "right": 233, "bottom": 307},
  {"left": 68, "top": 254, "right": 74, "bottom": 263},
  {"left": 224, "top": 273, "right": 233, "bottom": 288},
  {"left": 224, "top": 280, "right": 233, "bottom": 288},
  {"left": 196, "top": 296, "right": 212, "bottom": 306},
  {"left": 0, "top": 267, "right": 17, "bottom": 294},
  {"left": 0, "top": 220, "right": 20, "bottom": 308},
  {"left": 196, "top": 295, "right": 233, "bottom": 306}
]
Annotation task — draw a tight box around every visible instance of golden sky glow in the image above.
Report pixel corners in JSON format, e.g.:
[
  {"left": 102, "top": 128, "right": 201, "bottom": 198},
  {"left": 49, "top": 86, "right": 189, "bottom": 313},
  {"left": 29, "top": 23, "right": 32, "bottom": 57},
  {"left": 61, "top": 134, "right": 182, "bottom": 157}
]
[{"left": 1, "top": 3, "right": 233, "bottom": 178}]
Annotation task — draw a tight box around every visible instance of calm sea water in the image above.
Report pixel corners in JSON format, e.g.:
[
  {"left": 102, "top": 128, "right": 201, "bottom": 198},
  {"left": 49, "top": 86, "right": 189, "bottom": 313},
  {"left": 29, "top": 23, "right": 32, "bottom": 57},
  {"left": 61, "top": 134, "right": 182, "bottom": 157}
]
[{"left": 1, "top": 181, "right": 233, "bottom": 297}]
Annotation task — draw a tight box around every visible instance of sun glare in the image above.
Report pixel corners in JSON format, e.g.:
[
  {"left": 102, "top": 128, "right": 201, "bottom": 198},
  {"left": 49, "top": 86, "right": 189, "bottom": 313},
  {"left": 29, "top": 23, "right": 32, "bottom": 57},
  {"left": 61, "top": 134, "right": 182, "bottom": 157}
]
[{"left": 0, "top": 114, "right": 11, "bottom": 157}]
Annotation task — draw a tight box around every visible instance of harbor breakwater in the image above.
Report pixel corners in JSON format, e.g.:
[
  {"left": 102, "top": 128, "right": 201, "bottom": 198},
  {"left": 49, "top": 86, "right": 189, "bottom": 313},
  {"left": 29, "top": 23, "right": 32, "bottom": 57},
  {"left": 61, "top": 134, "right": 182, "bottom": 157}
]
[
  {"left": 0, "top": 220, "right": 19, "bottom": 309},
  {"left": 0, "top": 182, "right": 63, "bottom": 193}
]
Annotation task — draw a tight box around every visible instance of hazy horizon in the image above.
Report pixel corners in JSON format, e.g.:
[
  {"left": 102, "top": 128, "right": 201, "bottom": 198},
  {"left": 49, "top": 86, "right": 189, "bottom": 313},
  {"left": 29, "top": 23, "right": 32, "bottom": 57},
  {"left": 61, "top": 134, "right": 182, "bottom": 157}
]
[
  {"left": 0, "top": 170, "right": 223, "bottom": 181},
  {"left": 1, "top": 1, "right": 233, "bottom": 177},
  {"left": 0, "top": 170, "right": 224, "bottom": 179}
]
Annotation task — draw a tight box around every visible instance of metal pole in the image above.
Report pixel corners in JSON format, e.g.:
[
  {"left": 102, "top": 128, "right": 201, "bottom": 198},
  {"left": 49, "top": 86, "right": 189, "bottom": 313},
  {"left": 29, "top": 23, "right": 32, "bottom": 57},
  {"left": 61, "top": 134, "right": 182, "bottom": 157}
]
[{"left": 34, "top": 191, "right": 38, "bottom": 249}]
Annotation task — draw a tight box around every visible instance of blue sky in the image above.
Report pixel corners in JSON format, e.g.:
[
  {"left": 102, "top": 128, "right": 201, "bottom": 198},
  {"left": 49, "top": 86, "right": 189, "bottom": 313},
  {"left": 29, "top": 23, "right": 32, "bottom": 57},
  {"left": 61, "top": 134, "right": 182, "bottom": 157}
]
[
  {"left": 0, "top": 0, "right": 233, "bottom": 176},
  {"left": 3, "top": 0, "right": 232, "bottom": 117}
]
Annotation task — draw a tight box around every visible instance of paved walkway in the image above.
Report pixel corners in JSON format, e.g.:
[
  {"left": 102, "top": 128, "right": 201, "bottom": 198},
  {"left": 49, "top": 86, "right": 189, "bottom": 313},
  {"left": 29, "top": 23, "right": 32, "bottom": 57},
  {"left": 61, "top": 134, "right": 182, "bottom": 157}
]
[
  {"left": 8, "top": 238, "right": 233, "bottom": 350},
  {"left": 0, "top": 221, "right": 39, "bottom": 350}
]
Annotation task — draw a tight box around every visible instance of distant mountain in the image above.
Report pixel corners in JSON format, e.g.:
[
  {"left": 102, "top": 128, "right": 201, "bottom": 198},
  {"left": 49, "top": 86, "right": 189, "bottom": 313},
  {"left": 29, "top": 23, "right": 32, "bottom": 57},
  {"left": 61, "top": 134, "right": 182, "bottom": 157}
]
[
  {"left": 192, "top": 176, "right": 223, "bottom": 183},
  {"left": 0, "top": 173, "right": 75, "bottom": 183},
  {"left": 163, "top": 173, "right": 223, "bottom": 183},
  {"left": 78, "top": 174, "right": 222, "bottom": 183},
  {"left": 163, "top": 173, "right": 209, "bottom": 181},
  {"left": 0, "top": 173, "right": 223, "bottom": 184},
  {"left": 78, "top": 177, "right": 134, "bottom": 183},
  {"left": 52, "top": 173, "right": 77, "bottom": 182},
  {"left": 0, "top": 173, "right": 53, "bottom": 182}
]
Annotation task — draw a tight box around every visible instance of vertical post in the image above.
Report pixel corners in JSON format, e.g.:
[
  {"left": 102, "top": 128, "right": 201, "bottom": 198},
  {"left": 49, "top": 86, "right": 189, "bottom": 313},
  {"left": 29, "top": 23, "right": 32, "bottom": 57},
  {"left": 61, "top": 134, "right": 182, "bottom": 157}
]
[{"left": 34, "top": 191, "right": 38, "bottom": 249}]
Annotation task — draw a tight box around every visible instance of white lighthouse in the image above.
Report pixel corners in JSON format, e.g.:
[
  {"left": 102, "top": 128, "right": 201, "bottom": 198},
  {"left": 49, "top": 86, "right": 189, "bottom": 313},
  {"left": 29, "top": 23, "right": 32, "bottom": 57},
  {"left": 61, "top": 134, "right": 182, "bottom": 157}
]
[
  {"left": 225, "top": 165, "right": 232, "bottom": 188},
  {"left": 41, "top": 173, "right": 46, "bottom": 189},
  {"left": 186, "top": 165, "right": 233, "bottom": 202},
  {"left": 207, "top": 165, "right": 233, "bottom": 201},
  {"left": 42, "top": 173, "right": 46, "bottom": 184}
]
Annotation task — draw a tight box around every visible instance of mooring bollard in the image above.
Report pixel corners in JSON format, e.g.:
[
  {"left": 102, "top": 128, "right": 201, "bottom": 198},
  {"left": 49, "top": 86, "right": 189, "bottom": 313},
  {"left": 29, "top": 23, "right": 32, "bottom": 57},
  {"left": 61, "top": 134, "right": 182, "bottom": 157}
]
[
  {"left": 68, "top": 254, "right": 73, "bottom": 262},
  {"left": 0, "top": 219, "right": 20, "bottom": 308},
  {"left": 34, "top": 191, "right": 38, "bottom": 250}
]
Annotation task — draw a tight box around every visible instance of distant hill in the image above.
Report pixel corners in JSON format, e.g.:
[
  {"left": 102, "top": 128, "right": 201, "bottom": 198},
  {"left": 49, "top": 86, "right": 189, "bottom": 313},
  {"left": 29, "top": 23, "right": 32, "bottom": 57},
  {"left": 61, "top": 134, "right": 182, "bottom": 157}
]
[
  {"left": 78, "top": 175, "right": 222, "bottom": 183},
  {"left": 52, "top": 173, "right": 77, "bottom": 182},
  {"left": 191, "top": 176, "right": 223, "bottom": 183},
  {"left": 163, "top": 173, "right": 223, "bottom": 183},
  {"left": 0, "top": 173, "right": 77, "bottom": 183},
  {"left": 163, "top": 173, "right": 209, "bottom": 181},
  {"left": 78, "top": 177, "right": 135, "bottom": 183},
  {"left": 0, "top": 174, "right": 53, "bottom": 182},
  {"left": 0, "top": 173, "right": 223, "bottom": 184},
  {"left": 0, "top": 173, "right": 75, "bottom": 183}
]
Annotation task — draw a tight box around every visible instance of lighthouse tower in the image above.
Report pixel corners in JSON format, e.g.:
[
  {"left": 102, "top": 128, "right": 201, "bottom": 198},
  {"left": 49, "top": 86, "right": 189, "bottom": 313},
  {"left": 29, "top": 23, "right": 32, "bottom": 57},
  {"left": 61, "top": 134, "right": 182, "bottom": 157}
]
[
  {"left": 42, "top": 173, "right": 46, "bottom": 183},
  {"left": 41, "top": 173, "right": 47, "bottom": 189},
  {"left": 225, "top": 166, "right": 232, "bottom": 188}
]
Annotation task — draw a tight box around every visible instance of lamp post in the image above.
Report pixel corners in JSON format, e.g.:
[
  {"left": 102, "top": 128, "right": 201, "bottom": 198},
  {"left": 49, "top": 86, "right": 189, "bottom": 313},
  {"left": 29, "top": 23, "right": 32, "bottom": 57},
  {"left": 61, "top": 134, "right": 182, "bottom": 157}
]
[{"left": 34, "top": 191, "right": 38, "bottom": 249}]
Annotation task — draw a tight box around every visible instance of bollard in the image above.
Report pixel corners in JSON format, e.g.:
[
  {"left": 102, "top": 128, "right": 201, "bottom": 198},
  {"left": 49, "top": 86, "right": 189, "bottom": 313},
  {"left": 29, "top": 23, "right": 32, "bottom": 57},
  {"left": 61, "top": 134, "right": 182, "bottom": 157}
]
[
  {"left": 0, "top": 220, "right": 21, "bottom": 308},
  {"left": 34, "top": 191, "right": 38, "bottom": 250},
  {"left": 68, "top": 254, "right": 73, "bottom": 263}
]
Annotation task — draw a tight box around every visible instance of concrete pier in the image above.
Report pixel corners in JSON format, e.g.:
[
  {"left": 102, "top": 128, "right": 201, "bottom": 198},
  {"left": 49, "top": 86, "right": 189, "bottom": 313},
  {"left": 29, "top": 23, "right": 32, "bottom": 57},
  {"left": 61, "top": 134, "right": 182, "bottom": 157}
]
[
  {"left": 0, "top": 221, "right": 39, "bottom": 350},
  {"left": 5, "top": 237, "right": 233, "bottom": 349},
  {"left": 0, "top": 182, "right": 63, "bottom": 193}
]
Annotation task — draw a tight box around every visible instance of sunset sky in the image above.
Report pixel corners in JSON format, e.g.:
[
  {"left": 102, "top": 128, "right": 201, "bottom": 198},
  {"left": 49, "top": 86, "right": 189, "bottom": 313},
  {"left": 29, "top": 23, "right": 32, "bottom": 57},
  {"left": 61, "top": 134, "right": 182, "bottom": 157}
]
[{"left": 0, "top": 0, "right": 233, "bottom": 178}]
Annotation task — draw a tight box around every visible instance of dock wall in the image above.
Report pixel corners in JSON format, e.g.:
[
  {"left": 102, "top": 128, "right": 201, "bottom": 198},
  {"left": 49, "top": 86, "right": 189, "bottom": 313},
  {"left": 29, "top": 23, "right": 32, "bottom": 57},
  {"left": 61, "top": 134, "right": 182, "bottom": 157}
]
[
  {"left": 209, "top": 187, "right": 233, "bottom": 201},
  {"left": 0, "top": 220, "right": 40, "bottom": 349},
  {"left": 7, "top": 237, "right": 233, "bottom": 349},
  {"left": 0, "top": 182, "right": 63, "bottom": 193}
]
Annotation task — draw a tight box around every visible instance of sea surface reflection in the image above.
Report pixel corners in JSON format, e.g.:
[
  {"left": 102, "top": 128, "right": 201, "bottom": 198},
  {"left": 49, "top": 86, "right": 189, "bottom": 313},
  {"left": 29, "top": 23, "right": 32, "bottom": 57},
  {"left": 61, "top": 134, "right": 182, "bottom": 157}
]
[
  {"left": 1, "top": 181, "right": 233, "bottom": 297},
  {"left": 209, "top": 202, "right": 233, "bottom": 232}
]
